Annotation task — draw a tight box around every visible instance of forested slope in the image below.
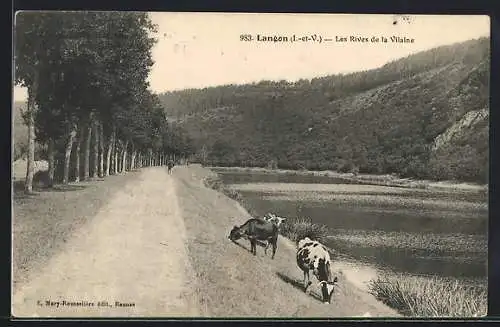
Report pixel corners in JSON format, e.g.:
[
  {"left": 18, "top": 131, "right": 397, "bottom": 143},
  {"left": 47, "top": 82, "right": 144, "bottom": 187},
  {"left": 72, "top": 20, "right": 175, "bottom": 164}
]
[{"left": 156, "top": 37, "right": 488, "bottom": 183}]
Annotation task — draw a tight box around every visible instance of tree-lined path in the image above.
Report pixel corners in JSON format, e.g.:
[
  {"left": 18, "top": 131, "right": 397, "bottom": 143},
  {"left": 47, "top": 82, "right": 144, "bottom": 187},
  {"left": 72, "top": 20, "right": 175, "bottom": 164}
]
[{"left": 12, "top": 167, "right": 199, "bottom": 317}]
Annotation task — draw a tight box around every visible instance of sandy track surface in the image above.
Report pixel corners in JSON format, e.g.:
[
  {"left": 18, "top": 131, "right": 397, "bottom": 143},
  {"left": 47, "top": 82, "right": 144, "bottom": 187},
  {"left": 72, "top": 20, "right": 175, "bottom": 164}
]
[
  {"left": 12, "top": 168, "right": 199, "bottom": 318},
  {"left": 12, "top": 165, "right": 399, "bottom": 318}
]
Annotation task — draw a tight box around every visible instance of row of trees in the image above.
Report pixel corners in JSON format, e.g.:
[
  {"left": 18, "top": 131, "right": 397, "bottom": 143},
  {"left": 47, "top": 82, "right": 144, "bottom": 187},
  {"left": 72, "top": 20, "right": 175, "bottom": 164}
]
[{"left": 15, "top": 12, "right": 195, "bottom": 193}]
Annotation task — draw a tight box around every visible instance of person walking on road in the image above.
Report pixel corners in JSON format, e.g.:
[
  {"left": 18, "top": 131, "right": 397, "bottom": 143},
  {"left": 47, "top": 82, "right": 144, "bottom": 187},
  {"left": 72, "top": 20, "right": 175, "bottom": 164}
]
[{"left": 167, "top": 159, "right": 175, "bottom": 174}]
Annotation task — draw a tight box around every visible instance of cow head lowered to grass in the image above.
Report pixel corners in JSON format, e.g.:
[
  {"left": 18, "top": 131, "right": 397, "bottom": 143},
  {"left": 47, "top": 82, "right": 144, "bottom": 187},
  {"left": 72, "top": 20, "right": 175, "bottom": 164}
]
[
  {"left": 228, "top": 218, "right": 279, "bottom": 259},
  {"left": 296, "top": 237, "right": 338, "bottom": 304}
]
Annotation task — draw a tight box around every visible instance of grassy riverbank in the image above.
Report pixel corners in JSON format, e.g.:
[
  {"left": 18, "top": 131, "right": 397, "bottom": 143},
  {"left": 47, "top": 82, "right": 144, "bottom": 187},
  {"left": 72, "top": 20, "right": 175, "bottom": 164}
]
[
  {"left": 203, "top": 169, "right": 487, "bottom": 317},
  {"left": 368, "top": 274, "right": 487, "bottom": 317}
]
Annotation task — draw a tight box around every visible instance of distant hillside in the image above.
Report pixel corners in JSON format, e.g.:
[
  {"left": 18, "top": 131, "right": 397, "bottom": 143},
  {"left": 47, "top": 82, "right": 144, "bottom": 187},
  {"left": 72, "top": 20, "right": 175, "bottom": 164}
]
[
  {"left": 158, "top": 37, "right": 490, "bottom": 183},
  {"left": 151, "top": 38, "right": 487, "bottom": 183}
]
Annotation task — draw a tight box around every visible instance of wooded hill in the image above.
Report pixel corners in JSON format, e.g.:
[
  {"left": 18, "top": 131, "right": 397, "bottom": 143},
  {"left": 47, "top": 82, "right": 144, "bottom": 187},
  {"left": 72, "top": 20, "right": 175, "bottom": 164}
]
[{"left": 159, "top": 37, "right": 490, "bottom": 183}]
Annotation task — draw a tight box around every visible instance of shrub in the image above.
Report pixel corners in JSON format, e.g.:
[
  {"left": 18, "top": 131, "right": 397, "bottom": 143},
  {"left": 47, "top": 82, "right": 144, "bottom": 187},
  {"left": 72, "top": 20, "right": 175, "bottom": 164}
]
[
  {"left": 225, "top": 188, "right": 242, "bottom": 201},
  {"left": 368, "top": 274, "right": 487, "bottom": 317},
  {"left": 280, "top": 217, "right": 330, "bottom": 244},
  {"left": 203, "top": 175, "right": 224, "bottom": 191},
  {"left": 33, "top": 170, "right": 51, "bottom": 188}
]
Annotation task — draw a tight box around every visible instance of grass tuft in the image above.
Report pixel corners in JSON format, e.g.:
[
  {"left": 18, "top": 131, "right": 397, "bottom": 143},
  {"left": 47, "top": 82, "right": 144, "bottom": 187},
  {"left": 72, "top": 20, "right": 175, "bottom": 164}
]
[
  {"left": 367, "top": 274, "right": 487, "bottom": 317},
  {"left": 280, "top": 217, "right": 330, "bottom": 244}
]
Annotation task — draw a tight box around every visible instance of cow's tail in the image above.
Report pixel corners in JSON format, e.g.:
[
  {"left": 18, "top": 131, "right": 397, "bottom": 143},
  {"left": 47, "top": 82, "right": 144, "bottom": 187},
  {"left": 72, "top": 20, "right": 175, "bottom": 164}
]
[
  {"left": 272, "top": 223, "right": 279, "bottom": 242},
  {"left": 317, "top": 258, "right": 332, "bottom": 282}
]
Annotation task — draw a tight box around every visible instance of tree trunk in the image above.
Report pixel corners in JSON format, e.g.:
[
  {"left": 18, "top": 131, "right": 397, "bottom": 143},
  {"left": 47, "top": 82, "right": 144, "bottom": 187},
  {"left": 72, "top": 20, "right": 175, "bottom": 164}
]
[
  {"left": 83, "top": 117, "right": 92, "bottom": 181},
  {"left": 114, "top": 140, "right": 120, "bottom": 174},
  {"left": 130, "top": 145, "right": 136, "bottom": 170},
  {"left": 118, "top": 141, "right": 123, "bottom": 173},
  {"left": 24, "top": 75, "right": 38, "bottom": 194},
  {"left": 63, "top": 124, "right": 77, "bottom": 185},
  {"left": 98, "top": 120, "right": 104, "bottom": 178},
  {"left": 112, "top": 147, "right": 117, "bottom": 174},
  {"left": 121, "top": 140, "right": 129, "bottom": 173},
  {"left": 47, "top": 138, "right": 55, "bottom": 188},
  {"left": 105, "top": 125, "right": 115, "bottom": 177},
  {"left": 74, "top": 128, "right": 82, "bottom": 183},
  {"left": 92, "top": 120, "right": 99, "bottom": 179},
  {"left": 25, "top": 108, "right": 35, "bottom": 193}
]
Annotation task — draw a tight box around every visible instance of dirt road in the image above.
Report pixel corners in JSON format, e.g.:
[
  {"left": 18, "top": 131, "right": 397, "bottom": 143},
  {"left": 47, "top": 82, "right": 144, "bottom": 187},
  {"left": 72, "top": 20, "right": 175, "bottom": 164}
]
[{"left": 12, "top": 165, "right": 398, "bottom": 318}]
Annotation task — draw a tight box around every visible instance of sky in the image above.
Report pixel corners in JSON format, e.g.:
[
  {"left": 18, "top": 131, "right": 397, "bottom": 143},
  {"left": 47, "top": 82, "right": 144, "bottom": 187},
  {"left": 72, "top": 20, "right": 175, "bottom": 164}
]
[{"left": 13, "top": 13, "right": 490, "bottom": 102}]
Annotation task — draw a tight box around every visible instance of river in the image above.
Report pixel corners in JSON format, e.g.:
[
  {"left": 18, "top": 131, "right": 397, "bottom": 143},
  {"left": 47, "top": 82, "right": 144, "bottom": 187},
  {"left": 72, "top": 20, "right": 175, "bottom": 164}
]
[{"left": 214, "top": 168, "right": 488, "bottom": 288}]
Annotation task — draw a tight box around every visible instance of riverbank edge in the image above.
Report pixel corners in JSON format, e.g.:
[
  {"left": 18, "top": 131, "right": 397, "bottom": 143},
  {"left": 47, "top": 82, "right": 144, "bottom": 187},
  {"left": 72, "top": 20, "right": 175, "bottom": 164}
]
[
  {"left": 209, "top": 166, "right": 488, "bottom": 193},
  {"left": 201, "top": 168, "right": 401, "bottom": 317},
  {"left": 203, "top": 168, "right": 488, "bottom": 318}
]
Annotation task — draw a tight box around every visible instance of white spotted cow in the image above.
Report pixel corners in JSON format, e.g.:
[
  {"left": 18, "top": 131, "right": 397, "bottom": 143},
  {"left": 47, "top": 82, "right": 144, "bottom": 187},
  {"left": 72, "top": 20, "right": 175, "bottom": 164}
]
[{"left": 296, "top": 237, "right": 338, "bottom": 304}]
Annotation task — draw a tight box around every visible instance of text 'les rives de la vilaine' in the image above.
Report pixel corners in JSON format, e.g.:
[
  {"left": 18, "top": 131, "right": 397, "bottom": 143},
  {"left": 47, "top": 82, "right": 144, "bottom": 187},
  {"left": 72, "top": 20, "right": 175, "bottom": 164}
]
[{"left": 240, "top": 34, "right": 415, "bottom": 44}]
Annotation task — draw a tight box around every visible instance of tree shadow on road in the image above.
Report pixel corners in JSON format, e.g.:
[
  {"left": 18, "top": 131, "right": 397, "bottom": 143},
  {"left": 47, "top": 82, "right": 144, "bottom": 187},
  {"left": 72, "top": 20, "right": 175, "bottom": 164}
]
[
  {"left": 275, "top": 272, "right": 324, "bottom": 303},
  {"left": 12, "top": 180, "right": 88, "bottom": 200},
  {"left": 45, "top": 184, "right": 87, "bottom": 192}
]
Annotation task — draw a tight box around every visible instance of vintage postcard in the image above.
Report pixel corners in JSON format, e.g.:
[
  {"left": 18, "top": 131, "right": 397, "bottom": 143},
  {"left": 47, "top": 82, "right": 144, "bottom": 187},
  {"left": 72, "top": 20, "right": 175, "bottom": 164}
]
[{"left": 12, "top": 12, "right": 489, "bottom": 318}]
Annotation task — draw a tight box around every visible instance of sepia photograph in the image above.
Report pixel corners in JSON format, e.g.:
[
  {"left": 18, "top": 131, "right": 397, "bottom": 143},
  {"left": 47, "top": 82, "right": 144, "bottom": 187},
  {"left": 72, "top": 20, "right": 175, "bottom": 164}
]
[{"left": 12, "top": 12, "right": 489, "bottom": 318}]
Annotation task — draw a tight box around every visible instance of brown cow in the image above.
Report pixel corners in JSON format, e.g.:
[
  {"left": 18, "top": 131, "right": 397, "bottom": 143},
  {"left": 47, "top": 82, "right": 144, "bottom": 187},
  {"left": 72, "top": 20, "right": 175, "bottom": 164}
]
[{"left": 228, "top": 218, "right": 279, "bottom": 259}]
